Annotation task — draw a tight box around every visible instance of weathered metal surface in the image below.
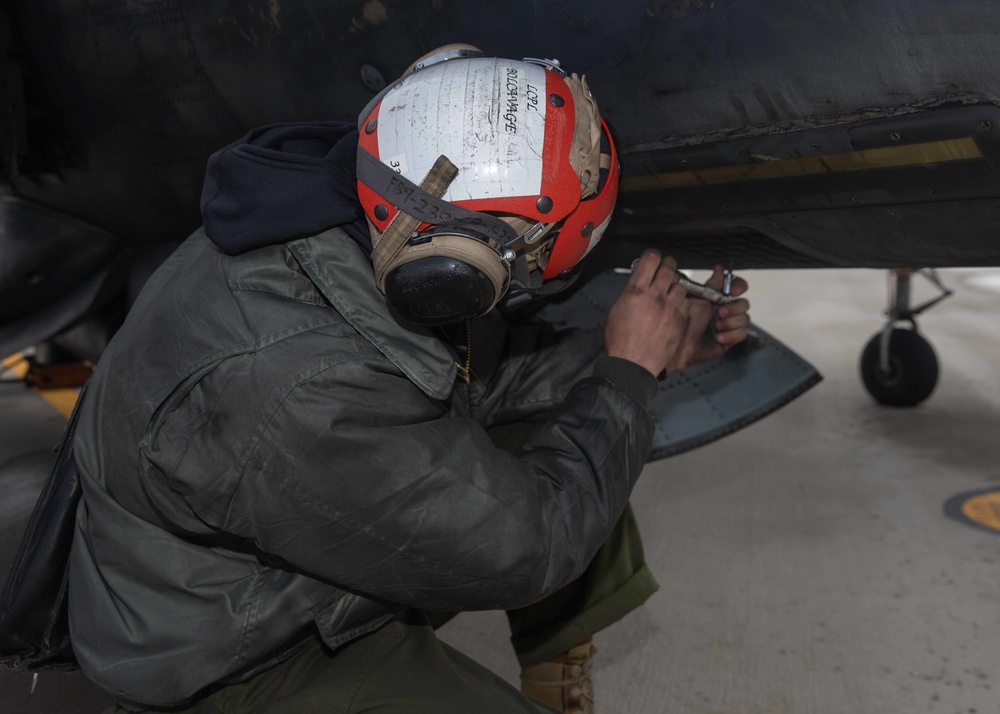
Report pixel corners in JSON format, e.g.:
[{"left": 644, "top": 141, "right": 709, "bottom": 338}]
[{"left": 4, "top": 0, "right": 1000, "bottom": 347}]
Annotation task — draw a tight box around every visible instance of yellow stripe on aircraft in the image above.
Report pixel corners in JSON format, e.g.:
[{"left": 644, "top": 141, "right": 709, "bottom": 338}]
[
  {"left": 621, "top": 137, "right": 983, "bottom": 192},
  {"left": 2, "top": 353, "right": 80, "bottom": 420}
]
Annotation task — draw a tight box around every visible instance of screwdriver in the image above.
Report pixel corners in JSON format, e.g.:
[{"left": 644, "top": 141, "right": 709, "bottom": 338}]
[{"left": 613, "top": 260, "right": 741, "bottom": 305}]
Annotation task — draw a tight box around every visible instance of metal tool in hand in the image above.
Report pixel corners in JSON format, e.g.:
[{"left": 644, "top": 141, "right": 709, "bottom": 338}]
[{"left": 613, "top": 260, "right": 741, "bottom": 305}]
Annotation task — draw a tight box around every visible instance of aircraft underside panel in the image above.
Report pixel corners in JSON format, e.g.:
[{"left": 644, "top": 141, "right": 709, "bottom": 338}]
[
  {"left": 15, "top": 0, "right": 1000, "bottom": 149},
  {"left": 7, "top": 0, "right": 1000, "bottom": 257},
  {"left": 5, "top": 0, "right": 1000, "bottom": 350},
  {"left": 616, "top": 104, "right": 1000, "bottom": 269}
]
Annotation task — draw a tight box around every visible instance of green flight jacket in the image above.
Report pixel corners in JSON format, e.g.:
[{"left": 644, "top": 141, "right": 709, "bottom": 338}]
[{"left": 67, "top": 227, "right": 658, "bottom": 707}]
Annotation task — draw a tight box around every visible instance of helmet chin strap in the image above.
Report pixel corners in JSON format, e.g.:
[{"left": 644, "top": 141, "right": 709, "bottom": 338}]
[
  {"left": 368, "top": 154, "right": 459, "bottom": 292},
  {"left": 356, "top": 147, "right": 517, "bottom": 249},
  {"left": 502, "top": 255, "right": 582, "bottom": 309},
  {"left": 357, "top": 135, "right": 597, "bottom": 316},
  {"left": 361, "top": 150, "right": 514, "bottom": 321},
  {"left": 502, "top": 274, "right": 582, "bottom": 310}
]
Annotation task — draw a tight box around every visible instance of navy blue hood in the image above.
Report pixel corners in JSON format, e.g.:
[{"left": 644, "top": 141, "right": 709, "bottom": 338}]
[{"left": 200, "top": 121, "right": 371, "bottom": 256}]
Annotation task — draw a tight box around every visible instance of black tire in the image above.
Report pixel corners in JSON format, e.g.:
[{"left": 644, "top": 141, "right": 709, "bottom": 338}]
[{"left": 859, "top": 328, "right": 939, "bottom": 407}]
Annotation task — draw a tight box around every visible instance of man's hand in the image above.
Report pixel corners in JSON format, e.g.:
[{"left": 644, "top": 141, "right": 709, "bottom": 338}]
[
  {"left": 604, "top": 251, "right": 690, "bottom": 377},
  {"left": 668, "top": 264, "right": 751, "bottom": 371}
]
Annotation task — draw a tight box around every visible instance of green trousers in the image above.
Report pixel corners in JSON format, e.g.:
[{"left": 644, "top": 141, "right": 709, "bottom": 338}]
[
  {"left": 122, "top": 424, "right": 658, "bottom": 712},
  {"left": 145, "top": 611, "right": 559, "bottom": 714}
]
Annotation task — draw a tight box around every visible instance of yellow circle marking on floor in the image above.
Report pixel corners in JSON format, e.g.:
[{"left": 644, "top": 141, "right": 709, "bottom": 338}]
[{"left": 960, "top": 491, "right": 1000, "bottom": 532}]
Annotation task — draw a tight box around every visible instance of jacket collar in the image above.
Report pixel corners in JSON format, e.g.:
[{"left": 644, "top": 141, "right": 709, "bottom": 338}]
[{"left": 288, "top": 228, "right": 458, "bottom": 400}]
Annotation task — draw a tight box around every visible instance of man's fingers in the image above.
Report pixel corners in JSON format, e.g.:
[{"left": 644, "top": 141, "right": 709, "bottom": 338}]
[
  {"left": 715, "top": 311, "right": 751, "bottom": 349},
  {"left": 716, "top": 326, "right": 750, "bottom": 345},
  {"left": 716, "top": 298, "right": 750, "bottom": 319},
  {"left": 629, "top": 250, "right": 662, "bottom": 288},
  {"left": 665, "top": 281, "right": 688, "bottom": 307},
  {"left": 704, "top": 265, "right": 725, "bottom": 290},
  {"left": 728, "top": 276, "right": 749, "bottom": 297},
  {"left": 702, "top": 266, "right": 748, "bottom": 297},
  {"left": 606, "top": 253, "right": 694, "bottom": 376},
  {"left": 716, "top": 311, "right": 750, "bottom": 333},
  {"left": 651, "top": 255, "right": 679, "bottom": 291}
]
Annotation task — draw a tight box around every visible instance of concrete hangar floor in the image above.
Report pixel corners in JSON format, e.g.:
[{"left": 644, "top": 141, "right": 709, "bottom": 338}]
[{"left": 2, "top": 268, "right": 999, "bottom": 713}]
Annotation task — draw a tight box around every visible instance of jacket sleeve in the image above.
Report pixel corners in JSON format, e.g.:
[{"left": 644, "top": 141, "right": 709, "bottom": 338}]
[
  {"left": 153, "top": 351, "right": 657, "bottom": 613},
  {"left": 468, "top": 313, "right": 609, "bottom": 427}
]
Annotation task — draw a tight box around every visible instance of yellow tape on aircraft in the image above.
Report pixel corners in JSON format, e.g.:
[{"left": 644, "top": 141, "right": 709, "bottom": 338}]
[{"left": 622, "top": 137, "right": 983, "bottom": 191}]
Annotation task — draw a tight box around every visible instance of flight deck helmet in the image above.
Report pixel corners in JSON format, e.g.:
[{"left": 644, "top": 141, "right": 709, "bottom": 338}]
[{"left": 356, "top": 45, "right": 619, "bottom": 325}]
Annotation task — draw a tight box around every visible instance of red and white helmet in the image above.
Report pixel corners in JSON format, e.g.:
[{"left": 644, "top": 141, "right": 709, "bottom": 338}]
[{"left": 357, "top": 46, "right": 618, "bottom": 324}]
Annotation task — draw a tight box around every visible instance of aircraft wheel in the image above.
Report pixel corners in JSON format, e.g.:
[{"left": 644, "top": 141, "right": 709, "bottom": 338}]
[{"left": 859, "top": 328, "right": 938, "bottom": 407}]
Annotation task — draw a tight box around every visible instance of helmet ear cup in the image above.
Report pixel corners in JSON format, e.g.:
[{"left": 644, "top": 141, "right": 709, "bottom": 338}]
[{"left": 382, "top": 235, "right": 509, "bottom": 325}]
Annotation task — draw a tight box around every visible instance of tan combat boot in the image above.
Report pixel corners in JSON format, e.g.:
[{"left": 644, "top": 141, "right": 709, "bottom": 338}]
[{"left": 520, "top": 637, "right": 596, "bottom": 714}]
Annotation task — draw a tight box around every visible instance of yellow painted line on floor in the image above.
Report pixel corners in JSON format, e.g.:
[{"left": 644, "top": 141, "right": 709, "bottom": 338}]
[
  {"left": 2, "top": 353, "right": 30, "bottom": 379},
  {"left": 36, "top": 388, "right": 81, "bottom": 420},
  {"left": 621, "top": 137, "right": 983, "bottom": 191},
  {"left": 3, "top": 352, "right": 80, "bottom": 419},
  {"left": 945, "top": 487, "right": 1000, "bottom": 536},
  {"left": 961, "top": 491, "right": 1000, "bottom": 532}
]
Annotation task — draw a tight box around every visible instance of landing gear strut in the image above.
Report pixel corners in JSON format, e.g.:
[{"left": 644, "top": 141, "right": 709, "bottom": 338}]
[{"left": 859, "top": 269, "right": 952, "bottom": 407}]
